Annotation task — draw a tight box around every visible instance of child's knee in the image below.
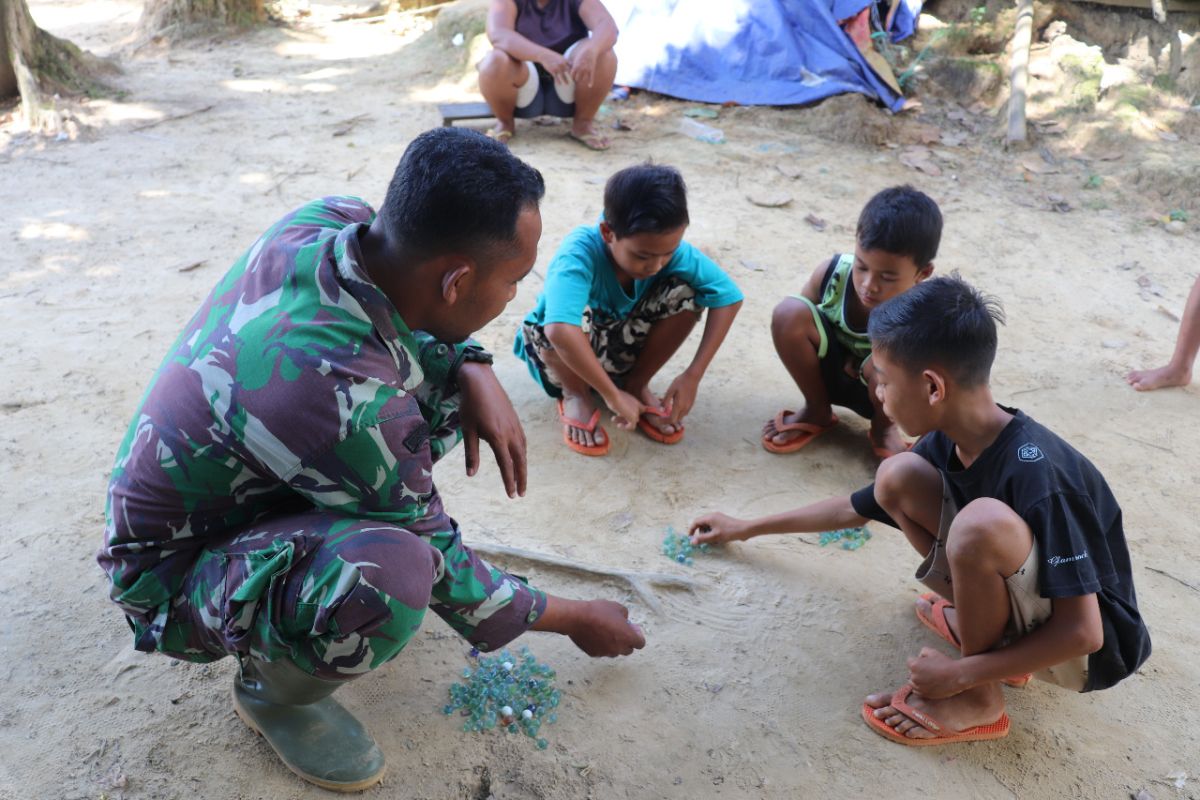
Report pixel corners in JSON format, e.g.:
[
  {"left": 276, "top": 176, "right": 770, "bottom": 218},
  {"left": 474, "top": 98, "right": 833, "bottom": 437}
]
[
  {"left": 873, "top": 451, "right": 937, "bottom": 509},
  {"left": 478, "top": 48, "right": 519, "bottom": 78},
  {"left": 770, "top": 297, "right": 815, "bottom": 339},
  {"left": 946, "top": 499, "right": 1027, "bottom": 564}
]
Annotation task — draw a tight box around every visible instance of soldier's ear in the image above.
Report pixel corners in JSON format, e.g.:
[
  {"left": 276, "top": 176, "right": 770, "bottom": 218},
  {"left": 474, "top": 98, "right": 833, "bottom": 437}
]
[{"left": 440, "top": 263, "right": 472, "bottom": 305}]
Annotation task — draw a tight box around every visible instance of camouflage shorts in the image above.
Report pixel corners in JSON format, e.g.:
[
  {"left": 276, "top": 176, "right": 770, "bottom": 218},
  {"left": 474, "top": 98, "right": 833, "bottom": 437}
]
[
  {"left": 158, "top": 509, "right": 443, "bottom": 680},
  {"left": 519, "top": 276, "right": 699, "bottom": 397}
]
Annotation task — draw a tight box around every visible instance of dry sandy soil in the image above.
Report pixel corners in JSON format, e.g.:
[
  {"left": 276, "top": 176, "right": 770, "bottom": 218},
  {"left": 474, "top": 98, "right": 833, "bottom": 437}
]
[{"left": 2, "top": 1, "right": 1199, "bottom": 798}]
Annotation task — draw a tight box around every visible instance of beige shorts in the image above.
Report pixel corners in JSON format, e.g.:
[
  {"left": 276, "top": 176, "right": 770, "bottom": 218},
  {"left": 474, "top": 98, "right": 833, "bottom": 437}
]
[{"left": 914, "top": 475, "right": 1089, "bottom": 691}]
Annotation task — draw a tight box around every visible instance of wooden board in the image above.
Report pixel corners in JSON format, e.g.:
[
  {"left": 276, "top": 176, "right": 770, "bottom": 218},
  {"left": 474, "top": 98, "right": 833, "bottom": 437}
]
[
  {"left": 1072, "top": 0, "right": 1200, "bottom": 12},
  {"left": 438, "top": 102, "right": 495, "bottom": 127}
]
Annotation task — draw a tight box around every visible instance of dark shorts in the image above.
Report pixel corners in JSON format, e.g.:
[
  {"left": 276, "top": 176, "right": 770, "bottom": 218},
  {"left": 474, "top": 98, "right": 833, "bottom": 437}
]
[
  {"left": 809, "top": 310, "right": 875, "bottom": 419},
  {"left": 514, "top": 64, "right": 577, "bottom": 119},
  {"left": 518, "top": 276, "right": 700, "bottom": 398}
]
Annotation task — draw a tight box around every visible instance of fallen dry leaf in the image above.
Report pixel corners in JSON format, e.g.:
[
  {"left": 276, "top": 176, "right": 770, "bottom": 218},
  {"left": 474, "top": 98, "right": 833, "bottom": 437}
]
[
  {"left": 746, "top": 191, "right": 793, "bottom": 208},
  {"left": 899, "top": 147, "right": 942, "bottom": 176},
  {"left": 1020, "top": 156, "right": 1059, "bottom": 175},
  {"left": 775, "top": 163, "right": 803, "bottom": 180}
]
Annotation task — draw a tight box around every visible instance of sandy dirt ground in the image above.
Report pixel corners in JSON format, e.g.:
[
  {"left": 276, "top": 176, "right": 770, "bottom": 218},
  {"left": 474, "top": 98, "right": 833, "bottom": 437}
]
[{"left": 2, "top": 1, "right": 1199, "bottom": 798}]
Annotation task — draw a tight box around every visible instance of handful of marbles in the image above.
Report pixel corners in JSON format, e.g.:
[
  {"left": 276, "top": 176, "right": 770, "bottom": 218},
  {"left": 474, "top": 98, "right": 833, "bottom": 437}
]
[
  {"left": 442, "top": 645, "right": 559, "bottom": 750},
  {"left": 819, "top": 527, "right": 872, "bottom": 550},
  {"left": 661, "top": 526, "right": 710, "bottom": 566}
]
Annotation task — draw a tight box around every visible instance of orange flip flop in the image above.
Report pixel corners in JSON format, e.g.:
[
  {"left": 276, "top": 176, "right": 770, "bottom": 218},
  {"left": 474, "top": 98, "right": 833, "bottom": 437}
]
[
  {"left": 638, "top": 407, "right": 685, "bottom": 445},
  {"left": 861, "top": 684, "right": 1010, "bottom": 746},
  {"left": 915, "top": 593, "right": 1032, "bottom": 688},
  {"left": 557, "top": 399, "right": 609, "bottom": 457},
  {"left": 870, "top": 431, "right": 913, "bottom": 460},
  {"left": 761, "top": 410, "right": 838, "bottom": 454}
]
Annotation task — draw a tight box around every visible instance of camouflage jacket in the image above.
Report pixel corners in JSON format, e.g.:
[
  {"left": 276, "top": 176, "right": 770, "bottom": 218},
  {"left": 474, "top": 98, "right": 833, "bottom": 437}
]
[{"left": 99, "top": 197, "right": 546, "bottom": 655}]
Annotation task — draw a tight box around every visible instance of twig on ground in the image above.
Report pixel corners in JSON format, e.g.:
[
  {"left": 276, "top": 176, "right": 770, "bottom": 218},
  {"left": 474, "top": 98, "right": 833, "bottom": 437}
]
[
  {"left": 1146, "top": 566, "right": 1200, "bottom": 595},
  {"left": 263, "top": 167, "right": 318, "bottom": 197},
  {"left": 1112, "top": 430, "right": 1173, "bottom": 454},
  {"left": 131, "top": 104, "right": 216, "bottom": 133},
  {"left": 469, "top": 542, "right": 698, "bottom": 613},
  {"left": 175, "top": 260, "right": 206, "bottom": 273},
  {"left": 332, "top": 113, "right": 372, "bottom": 137}
]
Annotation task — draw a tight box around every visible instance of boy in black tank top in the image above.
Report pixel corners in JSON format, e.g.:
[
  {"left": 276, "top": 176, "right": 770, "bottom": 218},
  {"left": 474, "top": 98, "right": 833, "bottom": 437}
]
[{"left": 689, "top": 276, "right": 1150, "bottom": 746}]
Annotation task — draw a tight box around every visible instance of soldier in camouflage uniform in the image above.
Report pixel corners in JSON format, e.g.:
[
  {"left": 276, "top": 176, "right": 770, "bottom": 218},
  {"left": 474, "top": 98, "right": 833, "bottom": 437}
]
[{"left": 99, "top": 128, "right": 646, "bottom": 792}]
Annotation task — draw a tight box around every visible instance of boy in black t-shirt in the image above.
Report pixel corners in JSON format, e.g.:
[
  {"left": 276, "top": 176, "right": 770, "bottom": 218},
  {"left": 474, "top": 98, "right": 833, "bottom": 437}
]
[{"left": 689, "top": 276, "right": 1150, "bottom": 746}]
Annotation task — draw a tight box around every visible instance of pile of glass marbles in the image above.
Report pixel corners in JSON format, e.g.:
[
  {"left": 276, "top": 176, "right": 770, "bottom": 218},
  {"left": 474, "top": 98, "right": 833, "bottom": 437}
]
[
  {"left": 442, "top": 645, "right": 559, "bottom": 750},
  {"left": 818, "top": 527, "right": 872, "bottom": 550},
  {"left": 661, "top": 526, "right": 710, "bottom": 566}
]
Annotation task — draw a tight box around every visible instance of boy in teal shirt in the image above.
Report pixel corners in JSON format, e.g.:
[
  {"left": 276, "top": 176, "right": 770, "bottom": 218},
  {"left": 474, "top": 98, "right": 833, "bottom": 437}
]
[
  {"left": 763, "top": 186, "right": 939, "bottom": 459},
  {"left": 514, "top": 164, "right": 743, "bottom": 455}
]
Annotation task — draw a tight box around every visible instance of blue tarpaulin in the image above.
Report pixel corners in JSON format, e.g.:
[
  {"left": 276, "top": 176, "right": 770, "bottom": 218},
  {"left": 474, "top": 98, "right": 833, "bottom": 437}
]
[{"left": 604, "top": 0, "right": 921, "bottom": 112}]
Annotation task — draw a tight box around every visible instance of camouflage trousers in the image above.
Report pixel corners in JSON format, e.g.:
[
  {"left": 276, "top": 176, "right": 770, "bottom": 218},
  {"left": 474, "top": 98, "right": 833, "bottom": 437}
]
[
  {"left": 162, "top": 509, "right": 443, "bottom": 680},
  {"left": 519, "top": 276, "right": 700, "bottom": 398}
]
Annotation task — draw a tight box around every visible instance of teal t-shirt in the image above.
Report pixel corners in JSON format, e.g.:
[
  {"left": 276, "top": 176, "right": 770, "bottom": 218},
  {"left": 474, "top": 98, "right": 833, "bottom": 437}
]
[{"left": 515, "top": 224, "right": 743, "bottom": 345}]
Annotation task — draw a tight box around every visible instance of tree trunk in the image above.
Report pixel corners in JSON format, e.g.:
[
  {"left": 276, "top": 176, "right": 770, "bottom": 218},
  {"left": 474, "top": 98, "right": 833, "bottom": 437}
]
[
  {"left": 1, "top": 0, "right": 105, "bottom": 131},
  {"left": 138, "top": 0, "right": 267, "bottom": 39}
]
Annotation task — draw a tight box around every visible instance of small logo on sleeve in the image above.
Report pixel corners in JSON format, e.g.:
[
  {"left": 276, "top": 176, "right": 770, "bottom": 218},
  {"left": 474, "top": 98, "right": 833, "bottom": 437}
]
[
  {"left": 1017, "top": 442, "right": 1044, "bottom": 462},
  {"left": 1047, "top": 550, "right": 1088, "bottom": 566}
]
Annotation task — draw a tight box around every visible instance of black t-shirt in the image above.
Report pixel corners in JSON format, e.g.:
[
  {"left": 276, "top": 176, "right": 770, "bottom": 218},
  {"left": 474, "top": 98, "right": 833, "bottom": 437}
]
[{"left": 850, "top": 407, "right": 1151, "bottom": 692}]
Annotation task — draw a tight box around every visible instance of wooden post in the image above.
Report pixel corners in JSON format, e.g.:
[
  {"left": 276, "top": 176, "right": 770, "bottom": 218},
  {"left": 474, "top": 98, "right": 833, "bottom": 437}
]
[{"left": 1006, "top": 0, "right": 1035, "bottom": 146}]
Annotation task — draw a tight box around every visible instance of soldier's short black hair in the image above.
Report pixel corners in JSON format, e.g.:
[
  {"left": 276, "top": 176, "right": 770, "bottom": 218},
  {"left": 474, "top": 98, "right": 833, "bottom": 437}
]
[
  {"left": 856, "top": 185, "right": 943, "bottom": 267},
  {"left": 603, "top": 164, "right": 690, "bottom": 238},
  {"left": 868, "top": 275, "right": 1005, "bottom": 387},
  {"left": 380, "top": 127, "right": 545, "bottom": 259}
]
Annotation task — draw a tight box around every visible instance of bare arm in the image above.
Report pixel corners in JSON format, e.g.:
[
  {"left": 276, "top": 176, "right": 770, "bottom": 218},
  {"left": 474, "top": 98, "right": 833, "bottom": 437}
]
[
  {"left": 662, "top": 301, "right": 742, "bottom": 425},
  {"left": 545, "top": 322, "right": 645, "bottom": 426},
  {"left": 689, "top": 495, "right": 868, "bottom": 545},
  {"left": 953, "top": 594, "right": 1103, "bottom": 687},
  {"left": 545, "top": 322, "right": 622, "bottom": 400},
  {"left": 577, "top": 0, "right": 618, "bottom": 51},
  {"left": 685, "top": 301, "right": 741, "bottom": 380},
  {"left": 486, "top": 0, "right": 561, "bottom": 64},
  {"left": 798, "top": 257, "right": 834, "bottom": 304}
]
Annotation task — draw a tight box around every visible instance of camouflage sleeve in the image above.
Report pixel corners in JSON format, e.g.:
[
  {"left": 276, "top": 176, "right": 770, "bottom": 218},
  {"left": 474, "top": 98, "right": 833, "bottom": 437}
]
[
  {"left": 288, "top": 413, "right": 546, "bottom": 650},
  {"left": 411, "top": 333, "right": 493, "bottom": 460},
  {"left": 416, "top": 499, "right": 548, "bottom": 652}
]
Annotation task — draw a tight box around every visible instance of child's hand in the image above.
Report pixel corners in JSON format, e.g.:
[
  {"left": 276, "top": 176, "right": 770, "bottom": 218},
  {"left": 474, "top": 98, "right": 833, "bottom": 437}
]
[
  {"left": 688, "top": 512, "right": 749, "bottom": 545},
  {"left": 604, "top": 389, "right": 645, "bottom": 430},
  {"left": 907, "top": 647, "right": 966, "bottom": 699},
  {"left": 663, "top": 370, "right": 700, "bottom": 425}
]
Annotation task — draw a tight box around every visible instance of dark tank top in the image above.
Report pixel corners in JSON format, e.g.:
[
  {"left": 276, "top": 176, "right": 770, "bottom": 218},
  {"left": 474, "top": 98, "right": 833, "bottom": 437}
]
[{"left": 514, "top": 0, "right": 589, "bottom": 54}]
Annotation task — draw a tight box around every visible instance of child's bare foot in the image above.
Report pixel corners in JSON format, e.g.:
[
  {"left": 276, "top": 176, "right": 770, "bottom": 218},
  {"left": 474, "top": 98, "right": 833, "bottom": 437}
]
[
  {"left": 864, "top": 683, "right": 1004, "bottom": 740},
  {"left": 634, "top": 386, "right": 678, "bottom": 435},
  {"left": 561, "top": 391, "right": 605, "bottom": 448},
  {"left": 487, "top": 124, "right": 515, "bottom": 145},
  {"left": 869, "top": 420, "right": 908, "bottom": 458},
  {"left": 761, "top": 407, "right": 835, "bottom": 447},
  {"left": 568, "top": 120, "right": 610, "bottom": 151},
  {"left": 1126, "top": 363, "right": 1192, "bottom": 392}
]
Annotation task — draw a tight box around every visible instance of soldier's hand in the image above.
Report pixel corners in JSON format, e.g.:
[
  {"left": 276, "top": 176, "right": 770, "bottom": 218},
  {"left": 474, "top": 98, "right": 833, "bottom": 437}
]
[
  {"left": 458, "top": 362, "right": 527, "bottom": 498},
  {"left": 567, "top": 600, "right": 646, "bottom": 657}
]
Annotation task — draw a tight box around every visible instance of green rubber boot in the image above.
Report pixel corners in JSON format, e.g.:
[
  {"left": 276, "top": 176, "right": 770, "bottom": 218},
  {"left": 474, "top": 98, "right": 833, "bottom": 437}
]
[{"left": 232, "top": 657, "right": 386, "bottom": 792}]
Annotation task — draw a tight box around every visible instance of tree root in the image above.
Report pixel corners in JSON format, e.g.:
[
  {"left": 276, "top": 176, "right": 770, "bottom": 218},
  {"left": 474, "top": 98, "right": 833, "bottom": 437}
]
[{"left": 470, "top": 542, "right": 698, "bottom": 614}]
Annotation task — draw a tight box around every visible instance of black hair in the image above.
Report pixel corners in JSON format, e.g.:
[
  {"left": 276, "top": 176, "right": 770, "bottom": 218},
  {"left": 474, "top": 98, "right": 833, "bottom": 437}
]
[
  {"left": 603, "top": 163, "right": 689, "bottom": 238},
  {"left": 868, "top": 275, "right": 1005, "bottom": 387},
  {"left": 856, "top": 185, "right": 943, "bottom": 267},
  {"left": 379, "top": 127, "right": 545, "bottom": 259}
]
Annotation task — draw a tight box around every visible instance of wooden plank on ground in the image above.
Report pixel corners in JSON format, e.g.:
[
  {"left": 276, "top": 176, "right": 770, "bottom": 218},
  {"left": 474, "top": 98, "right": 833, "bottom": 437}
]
[
  {"left": 438, "top": 102, "right": 495, "bottom": 127},
  {"left": 1071, "top": 0, "right": 1200, "bottom": 12}
]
